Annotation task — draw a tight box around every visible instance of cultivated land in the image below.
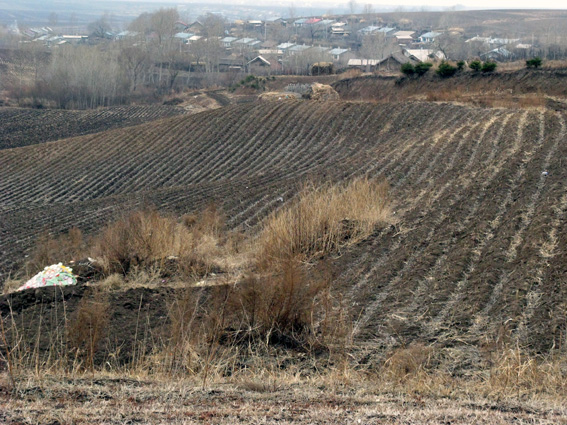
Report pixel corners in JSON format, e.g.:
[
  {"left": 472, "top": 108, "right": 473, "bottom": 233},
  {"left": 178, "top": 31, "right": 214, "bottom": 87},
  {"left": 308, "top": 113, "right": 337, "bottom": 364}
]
[
  {"left": 1, "top": 94, "right": 567, "bottom": 421},
  {"left": 0, "top": 105, "right": 187, "bottom": 150},
  {"left": 2, "top": 99, "right": 567, "bottom": 349}
]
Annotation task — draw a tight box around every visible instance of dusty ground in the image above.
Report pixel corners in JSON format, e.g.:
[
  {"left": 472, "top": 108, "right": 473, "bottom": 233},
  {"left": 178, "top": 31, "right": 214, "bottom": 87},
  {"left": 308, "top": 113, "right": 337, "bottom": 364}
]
[{"left": 1, "top": 373, "right": 566, "bottom": 424}]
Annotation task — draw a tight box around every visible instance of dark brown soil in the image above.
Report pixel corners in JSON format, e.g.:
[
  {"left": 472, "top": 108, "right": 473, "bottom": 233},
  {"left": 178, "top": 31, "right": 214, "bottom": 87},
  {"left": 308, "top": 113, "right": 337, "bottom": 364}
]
[
  {"left": 0, "top": 105, "right": 187, "bottom": 150},
  {"left": 1, "top": 100, "right": 566, "bottom": 363}
]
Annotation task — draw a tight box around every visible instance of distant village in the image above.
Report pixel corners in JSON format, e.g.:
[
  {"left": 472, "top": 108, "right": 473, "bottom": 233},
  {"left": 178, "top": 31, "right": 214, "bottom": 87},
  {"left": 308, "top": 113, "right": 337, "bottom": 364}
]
[{"left": 7, "top": 11, "right": 542, "bottom": 77}]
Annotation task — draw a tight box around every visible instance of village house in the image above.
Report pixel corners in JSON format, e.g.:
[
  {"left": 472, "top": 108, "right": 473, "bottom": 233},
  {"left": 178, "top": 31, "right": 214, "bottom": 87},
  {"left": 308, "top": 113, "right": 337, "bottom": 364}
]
[{"left": 393, "top": 30, "right": 416, "bottom": 45}]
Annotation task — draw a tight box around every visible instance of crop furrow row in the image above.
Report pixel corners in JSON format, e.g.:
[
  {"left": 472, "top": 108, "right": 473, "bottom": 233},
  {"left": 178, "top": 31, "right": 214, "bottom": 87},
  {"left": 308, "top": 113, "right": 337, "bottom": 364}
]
[
  {"left": 60, "top": 123, "right": 173, "bottom": 202},
  {"left": 513, "top": 113, "right": 565, "bottom": 345},
  {"left": 210, "top": 103, "right": 318, "bottom": 182},
  {"left": 184, "top": 103, "right": 284, "bottom": 179},
  {"left": 199, "top": 102, "right": 293, "bottom": 182},
  {"left": 235, "top": 103, "right": 351, "bottom": 180},
  {"left": 96, "top": 115, "right": 203, "bottom": 196},
  {"left": 351, "top": 112, "right": 512, "bottom": 336},
  {"left": 262, "top": 104, "right": 363, "bottom": 179},
  {"left": 123, "top": 108, "right": 240, "bottom": 192},
  {"left": 425, "top": 111, "right": 556, "bottom": 338}
]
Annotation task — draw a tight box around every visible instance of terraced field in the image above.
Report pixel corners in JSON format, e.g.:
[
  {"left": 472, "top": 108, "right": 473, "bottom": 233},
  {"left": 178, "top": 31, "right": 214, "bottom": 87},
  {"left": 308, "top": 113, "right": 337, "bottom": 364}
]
[
  {"left": 1, "top": 100, "right": 566, "bottom": 355},
  {"left": 0, "top": 105, "right": 187, "bottom": 150}
]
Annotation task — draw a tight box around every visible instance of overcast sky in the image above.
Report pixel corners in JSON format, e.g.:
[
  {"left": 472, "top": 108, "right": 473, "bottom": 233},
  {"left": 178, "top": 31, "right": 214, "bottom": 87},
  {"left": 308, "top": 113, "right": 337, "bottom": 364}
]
[{"left": 301, "top": 0, "right": 565, "bottom": 9}]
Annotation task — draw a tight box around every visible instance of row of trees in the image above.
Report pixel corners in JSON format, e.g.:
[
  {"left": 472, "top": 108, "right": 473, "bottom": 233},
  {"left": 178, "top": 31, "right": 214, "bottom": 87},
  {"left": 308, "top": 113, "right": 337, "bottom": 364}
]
[{"left": 0, "top": 8, "right": 236, "bottom": 108}]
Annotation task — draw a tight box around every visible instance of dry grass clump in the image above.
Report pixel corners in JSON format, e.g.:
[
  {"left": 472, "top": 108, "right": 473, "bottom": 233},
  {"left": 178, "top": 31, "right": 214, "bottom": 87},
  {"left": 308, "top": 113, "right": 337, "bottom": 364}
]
[
  {"left": 383, "top": 343, "right": 434, "bottom": 384},
  {"left": 229, "top": 261, "right": 329, "bottom": 343},
  {"left": 91, "top": 205, "right": 247, "bottom": 281},
  {"left": 257, "top": 178, "right": 390, "bottom": 268},
  {"left": 67, "top": 288, "right": 110, "bottom": 372},
  {"left": 485, "top": 347, "right": 567, "bottom": 398},
  {"left": 25, "top": 227, "right": 86, "bottom": 275}
]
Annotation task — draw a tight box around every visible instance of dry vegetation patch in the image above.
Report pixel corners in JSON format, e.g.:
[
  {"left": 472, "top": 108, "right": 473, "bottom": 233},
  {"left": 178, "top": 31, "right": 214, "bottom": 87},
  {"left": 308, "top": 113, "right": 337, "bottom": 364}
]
[{"left": 257, "top": 178, "right": 391, "bottom": 268}]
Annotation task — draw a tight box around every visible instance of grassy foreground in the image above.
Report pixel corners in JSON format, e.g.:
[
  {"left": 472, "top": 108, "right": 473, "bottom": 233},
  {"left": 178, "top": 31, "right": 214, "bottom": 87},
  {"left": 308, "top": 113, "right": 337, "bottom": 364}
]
[{"left": 1, "top": 370, "right": 566, "bottom": 424}]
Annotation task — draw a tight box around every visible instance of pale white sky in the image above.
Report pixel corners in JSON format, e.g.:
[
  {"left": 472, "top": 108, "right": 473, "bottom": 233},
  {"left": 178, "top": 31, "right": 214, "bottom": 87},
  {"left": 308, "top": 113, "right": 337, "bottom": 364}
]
[{"left": 317, "top": 0, "right": 567, "bottom": 9}]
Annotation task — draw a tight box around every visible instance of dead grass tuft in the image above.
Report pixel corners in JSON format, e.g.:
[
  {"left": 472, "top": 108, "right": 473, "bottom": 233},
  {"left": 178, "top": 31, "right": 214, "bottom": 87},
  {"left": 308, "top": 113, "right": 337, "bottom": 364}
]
[
  {"left": 25, "top": 227, "right": 86, "bottom": 275},
  {"left": 383, "top": 343, "right": 434, "bottom": 384},
  {"left": 67, "top": 288, "right": 110, "bottom": 372},
  {"left": 486, "top": 347, "right": 567, "bottom": 398},
  {"left": 257, "top": 177, "right": 391, "bottom": 268}
]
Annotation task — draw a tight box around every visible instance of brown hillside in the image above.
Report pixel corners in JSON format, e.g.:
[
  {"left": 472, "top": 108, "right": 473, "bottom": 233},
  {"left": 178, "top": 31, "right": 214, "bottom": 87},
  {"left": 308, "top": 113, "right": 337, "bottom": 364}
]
[
  {"left": 333, "top": 68, "right": 567, "bottom": 105},
  {"left": 1, "top": 100, "right": 566, "bottom": 358}
]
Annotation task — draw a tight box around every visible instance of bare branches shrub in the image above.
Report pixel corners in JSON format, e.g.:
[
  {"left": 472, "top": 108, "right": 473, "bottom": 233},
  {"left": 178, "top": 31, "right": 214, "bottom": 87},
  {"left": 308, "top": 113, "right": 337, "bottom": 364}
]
[
  {"left": 92, "top": 207, "right": 231, "bottom": 278},
  {"left": 229, "top": 261, "right": 328, "bottom": 344},
  {"left": 26, "top": 227, "right": 86, "bottom": 275}
]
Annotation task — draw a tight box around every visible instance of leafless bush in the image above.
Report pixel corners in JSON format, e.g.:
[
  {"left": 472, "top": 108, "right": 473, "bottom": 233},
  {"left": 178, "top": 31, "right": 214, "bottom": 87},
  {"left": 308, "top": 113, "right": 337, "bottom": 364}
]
[{"left": 26, "top": 227, "right": 86, "bottom": 276}]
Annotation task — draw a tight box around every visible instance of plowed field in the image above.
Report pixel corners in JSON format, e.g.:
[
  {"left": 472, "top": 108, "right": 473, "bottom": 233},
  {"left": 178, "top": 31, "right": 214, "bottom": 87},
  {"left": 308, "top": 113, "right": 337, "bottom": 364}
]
[
  {"left": 1, "top": 100, "right": 566, "bottom": 355},
  {"left": 0, "top": 105, "right": 187, "bottom": 150}
]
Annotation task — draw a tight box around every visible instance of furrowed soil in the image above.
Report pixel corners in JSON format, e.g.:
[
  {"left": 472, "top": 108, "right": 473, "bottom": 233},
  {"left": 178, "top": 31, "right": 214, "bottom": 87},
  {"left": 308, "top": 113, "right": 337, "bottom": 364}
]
[
  {"left": 1, "top": 98, "right": 567, "bottom": 422},
  {"left": 1, "top": 100, "right": 567, "bottom": 353},
  {"left": 0, "top": 105, "right": 188, "bottom": 150}
]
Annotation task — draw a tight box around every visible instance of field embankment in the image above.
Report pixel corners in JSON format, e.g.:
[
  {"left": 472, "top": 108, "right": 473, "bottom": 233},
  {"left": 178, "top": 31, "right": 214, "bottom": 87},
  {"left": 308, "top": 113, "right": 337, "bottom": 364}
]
[{"left": 333, "top": 68, "right": 567, "bottom": 107}]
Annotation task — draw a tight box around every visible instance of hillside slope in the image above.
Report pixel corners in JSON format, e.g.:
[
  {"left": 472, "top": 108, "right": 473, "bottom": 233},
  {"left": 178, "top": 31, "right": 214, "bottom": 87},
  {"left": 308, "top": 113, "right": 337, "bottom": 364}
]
[
  {"left": 1, "top": 100, "right": 566, "bottom": 354},
  {"left": 333, "top": 69, "right": 567, "bottom": 104},
  {"left": 0, "top": 105, "right": 187, "bottom": 150}
]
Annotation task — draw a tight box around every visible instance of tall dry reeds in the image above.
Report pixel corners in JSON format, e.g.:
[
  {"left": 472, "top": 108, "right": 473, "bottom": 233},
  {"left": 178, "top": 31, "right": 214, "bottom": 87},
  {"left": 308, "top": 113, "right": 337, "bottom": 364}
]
[{"left": 257, "top": 177, "right": 390, "bottom": 268}]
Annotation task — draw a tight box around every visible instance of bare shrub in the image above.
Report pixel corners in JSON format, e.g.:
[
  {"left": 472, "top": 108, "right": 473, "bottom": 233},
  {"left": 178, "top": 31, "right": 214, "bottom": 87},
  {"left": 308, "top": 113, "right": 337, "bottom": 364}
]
[
  {"left": 229, "top": 261, "right": 328, "bottom": 344},
  {"left": 383, "top": 343, "right": 434, "bottom": 384},
  {"left": 25, "top": 227, "right": 86, "bottom": 275},
  {"left": 486, "top": 347, "right": 567, "bottom": 397},
  {"left": 91, "top": 207, "right": 233, "bottom": 279},
  {"left": 257, "top": 177, "right": 390, "bottom": 268}
]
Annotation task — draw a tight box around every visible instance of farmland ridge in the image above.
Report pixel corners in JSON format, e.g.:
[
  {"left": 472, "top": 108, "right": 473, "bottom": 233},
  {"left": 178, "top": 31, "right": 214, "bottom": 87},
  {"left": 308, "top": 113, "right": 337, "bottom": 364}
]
[{"left": 1, "top": 100, "right": 567, "bottom": 355}]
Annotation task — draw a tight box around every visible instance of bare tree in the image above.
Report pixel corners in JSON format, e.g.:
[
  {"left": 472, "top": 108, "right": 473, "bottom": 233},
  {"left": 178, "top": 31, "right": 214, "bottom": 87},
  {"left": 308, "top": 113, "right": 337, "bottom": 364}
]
[
  {"left": 199, "top": 13, "right": 226, "bottom": 38},
  {"left": 88, "top": 14, "right": 112, "bottom": 39},
  {"left": 348, "top": 0, "right": 358, "bottom": 14},
  {"left": 129, "top": 8, "right": 180, "bottom": 45},
  {"left": 119, "top": 45, "right": 150, "bottom": 92},
  {"left": 360, "top": 33, "right": 397, "bottom": 59}
]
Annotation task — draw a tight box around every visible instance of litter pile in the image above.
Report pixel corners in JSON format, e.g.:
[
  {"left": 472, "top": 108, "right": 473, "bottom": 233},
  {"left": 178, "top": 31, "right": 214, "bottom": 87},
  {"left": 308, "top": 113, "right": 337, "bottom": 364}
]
[{"left": 17, "top": 263, "right": 77, "bottom": 291}]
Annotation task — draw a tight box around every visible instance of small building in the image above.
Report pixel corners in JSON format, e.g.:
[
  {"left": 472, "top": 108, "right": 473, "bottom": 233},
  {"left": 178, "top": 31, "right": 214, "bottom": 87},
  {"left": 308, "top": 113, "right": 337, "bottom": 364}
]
[
  {"left": 187, "top": 21, "right": 204, "bottom": 34},
  {"left": 221, "top": 36, "right": 238, "bottom": 48},
  {"left": 266, "top": 17, "right": 285, "bottom": 26},
  {"left": 277, "top": 42, "right": 296, "bottom": 52},
  {"left": 116, "top": 30, "right": 138, "bottom": 40},
  {"left": 247, "top": 55, "right": 271, "bottom": 74},
  {"left": 247, "top": 20, "right": 264, "bottom": 30},
  {"left": 393, "top": 30, "right": 416, "bottom": 44},
  {"left": 288, "top": 44, "right": 311, "bottom": 55},
  {"left": 419, "top": 31, "right": 442, "bottom": 43},
  {"left": 347, "top": 58, "right": 381, "bottom": 72},
  {"left": 331, "top": 22, "right": 350, "bottom": 37},
  {"left": 174, "top": 32, "right": 193, "bottom": 43},
  {"left": 403, "top": 49, "right": 445, "bottom": 62},
  {"left": 305, "top": 18, "right": 322, "bottom": 25},
  {"left": 329, "top": 48, "right": 349, "bottom": 61},
  {"left": 358, "top": 26, "right": 382, "bottom": 35},
  {"left": 481, "top": 47, "right": 512, "bottom": 61},
  {"left": 376, "top": 52, "right": 418, "bottom": 72}
]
